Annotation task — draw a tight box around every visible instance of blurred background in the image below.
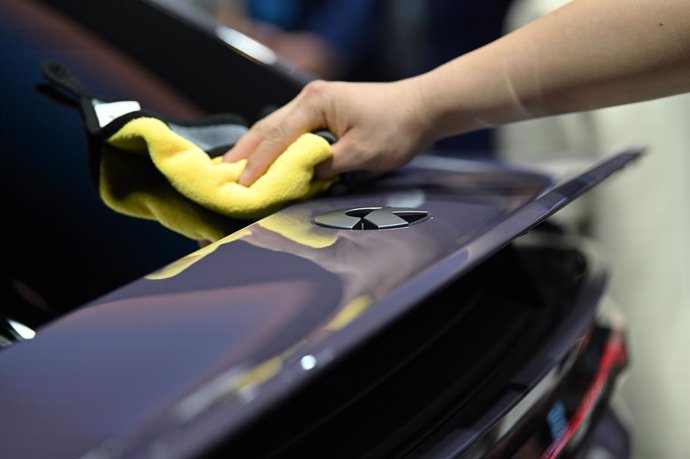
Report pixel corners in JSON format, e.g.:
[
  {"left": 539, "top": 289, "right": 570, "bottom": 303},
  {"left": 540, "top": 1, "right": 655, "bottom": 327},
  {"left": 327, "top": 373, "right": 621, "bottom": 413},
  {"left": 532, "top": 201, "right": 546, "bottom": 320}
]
[
  {"left": 180, "top": 1, "right": 690, "bottom": 457},
  {"left": 500, "top": 2, "right": 690, "bottom": 458}
]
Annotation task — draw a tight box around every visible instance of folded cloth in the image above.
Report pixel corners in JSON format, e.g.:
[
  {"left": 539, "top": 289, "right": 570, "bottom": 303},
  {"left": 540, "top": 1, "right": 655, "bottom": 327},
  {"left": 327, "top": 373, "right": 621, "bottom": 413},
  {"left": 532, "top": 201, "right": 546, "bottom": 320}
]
[
  {"left": 99, "top": 144, "right": 243, "bottom": 242},
  {"left": 41, "top": 61, "right": 335, "bottom": 221},
  {"left": 106, "top": 117, "right": 334, "bottom": 219}
]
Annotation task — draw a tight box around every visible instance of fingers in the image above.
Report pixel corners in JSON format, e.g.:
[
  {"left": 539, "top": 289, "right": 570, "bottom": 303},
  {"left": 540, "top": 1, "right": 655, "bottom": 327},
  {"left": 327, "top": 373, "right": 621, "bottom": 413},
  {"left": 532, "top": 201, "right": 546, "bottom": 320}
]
[
  {"left": 223, "top": 128, "right": 263, "bottom": 163},
  {"left": 222, "top": 79, "right": 425, "bottom": 186},
  {"left": 237, "top": 111, "right": 310, "bottom": 186},
  {"left": 224, "top": 81, "right": 329, "bottom": 186},
  {"left": 223, "top": 105, "right": 297, "bottom": 186}
]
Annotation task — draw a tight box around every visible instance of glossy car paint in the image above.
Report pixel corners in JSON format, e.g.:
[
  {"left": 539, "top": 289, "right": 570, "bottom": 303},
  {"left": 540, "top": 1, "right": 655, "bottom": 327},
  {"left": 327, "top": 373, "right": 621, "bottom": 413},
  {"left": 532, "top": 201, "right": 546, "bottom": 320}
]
[
  {"left": 0, "top": 0, "right": 209, "bottom": 333},
  {"left": 36, "top": 0, "right": 308, "bottom": 122},
  {"left": 0, "top": 149, "right": 638, "bottom": 458}
]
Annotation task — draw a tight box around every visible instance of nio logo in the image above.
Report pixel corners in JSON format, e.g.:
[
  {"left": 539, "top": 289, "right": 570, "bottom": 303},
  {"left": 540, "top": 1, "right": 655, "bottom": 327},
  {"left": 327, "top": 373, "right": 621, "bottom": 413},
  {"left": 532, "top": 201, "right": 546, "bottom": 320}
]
[{"left": 313, "top": 207, "right": 429, "bottom": 230}]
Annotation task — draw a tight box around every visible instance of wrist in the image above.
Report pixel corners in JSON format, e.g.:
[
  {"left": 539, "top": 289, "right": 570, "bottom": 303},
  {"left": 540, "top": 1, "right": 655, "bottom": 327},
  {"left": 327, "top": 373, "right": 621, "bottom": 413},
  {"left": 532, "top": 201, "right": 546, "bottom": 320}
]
[{"left": 409, "top": 68, "right": 489, "bottom": 144}]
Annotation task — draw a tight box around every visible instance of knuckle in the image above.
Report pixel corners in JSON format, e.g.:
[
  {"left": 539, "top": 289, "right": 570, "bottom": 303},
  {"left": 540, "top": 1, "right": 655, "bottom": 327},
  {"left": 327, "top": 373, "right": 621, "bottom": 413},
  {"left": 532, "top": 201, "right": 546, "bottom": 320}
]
[
  {"left": 255, "top": 122, "right": 287, "bottom": 146},
  {"left": 298, "top": 80, "right": 334, "bottom": 129},
  {"left": 302, "top": 79, "right": 328, "bottom": 99},
  {"left": 266, "top": 125, "right": 287, "bottom": 144},
  {"left": 251, "top": 118, "right": 271, "bottom": 135}
]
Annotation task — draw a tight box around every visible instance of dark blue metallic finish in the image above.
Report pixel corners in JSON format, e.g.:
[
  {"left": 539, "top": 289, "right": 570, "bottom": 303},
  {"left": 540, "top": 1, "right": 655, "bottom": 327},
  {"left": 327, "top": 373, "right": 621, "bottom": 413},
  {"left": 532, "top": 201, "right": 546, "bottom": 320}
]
[{"left": 0, "top": 151, "right": 639, "bottom": 459}]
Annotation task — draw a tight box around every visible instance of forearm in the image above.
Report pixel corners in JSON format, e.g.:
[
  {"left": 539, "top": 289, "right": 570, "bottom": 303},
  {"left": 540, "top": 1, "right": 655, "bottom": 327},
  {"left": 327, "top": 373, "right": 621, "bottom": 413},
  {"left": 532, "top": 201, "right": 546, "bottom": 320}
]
[
  {"left": 417, "top": 0, "right": 690, "bottom": 141},
  {"left": 226, "top": 0, "right": 690, "bottom": 182}
]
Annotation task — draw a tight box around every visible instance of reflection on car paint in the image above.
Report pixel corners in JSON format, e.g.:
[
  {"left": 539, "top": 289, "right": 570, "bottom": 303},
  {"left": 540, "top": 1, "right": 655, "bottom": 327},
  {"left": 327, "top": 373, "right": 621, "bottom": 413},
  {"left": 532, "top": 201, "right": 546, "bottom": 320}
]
[
  {"left": 145, "top": 229, "right": 252, "bottom": 280},
  {"left": 174, "top": 293, "right": 372, "bottom": 422}
]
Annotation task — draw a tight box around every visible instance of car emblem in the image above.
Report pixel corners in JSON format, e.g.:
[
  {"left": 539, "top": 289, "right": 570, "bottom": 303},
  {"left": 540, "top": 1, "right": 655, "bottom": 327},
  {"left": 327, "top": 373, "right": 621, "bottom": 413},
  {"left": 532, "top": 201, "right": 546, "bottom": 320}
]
[{"left": 313, "top": 207, "right": 429, "bottom": 230}]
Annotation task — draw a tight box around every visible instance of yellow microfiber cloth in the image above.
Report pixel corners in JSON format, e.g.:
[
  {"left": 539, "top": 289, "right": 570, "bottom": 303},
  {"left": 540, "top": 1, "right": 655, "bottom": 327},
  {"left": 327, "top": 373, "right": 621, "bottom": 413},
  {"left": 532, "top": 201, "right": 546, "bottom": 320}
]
[
  {"left": 106, "top": 117, "right": 334, "bottom": 220},
  {"left": 40, "top": 61, "right": 336, "bottom": 223},
  {"left": 145, "top": 228, "right": 252, "bottom": 280},
  {"left": 99, "top": 144, "right": 243, "bottom": 242}
]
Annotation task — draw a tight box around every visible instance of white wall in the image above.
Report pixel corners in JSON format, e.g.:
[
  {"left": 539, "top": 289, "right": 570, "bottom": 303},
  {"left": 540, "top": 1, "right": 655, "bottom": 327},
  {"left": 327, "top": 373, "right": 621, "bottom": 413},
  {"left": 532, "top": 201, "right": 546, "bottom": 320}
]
[{"left": 501, "top": 1, "right": 690, "bottom": 457}]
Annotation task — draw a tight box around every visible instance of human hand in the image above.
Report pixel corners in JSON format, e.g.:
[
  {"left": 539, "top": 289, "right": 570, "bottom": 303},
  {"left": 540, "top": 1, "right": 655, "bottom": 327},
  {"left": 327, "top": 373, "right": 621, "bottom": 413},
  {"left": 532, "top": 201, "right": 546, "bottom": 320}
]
[{"left": 223, "top": 78, "right": 434, "bottom": 186}]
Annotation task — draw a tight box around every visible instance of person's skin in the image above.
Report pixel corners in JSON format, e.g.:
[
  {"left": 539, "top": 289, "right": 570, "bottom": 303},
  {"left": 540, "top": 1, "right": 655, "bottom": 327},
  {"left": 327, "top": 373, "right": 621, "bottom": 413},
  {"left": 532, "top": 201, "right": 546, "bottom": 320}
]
[{"left": 225, "top": 0, "right": 690, "bottom": 186}]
